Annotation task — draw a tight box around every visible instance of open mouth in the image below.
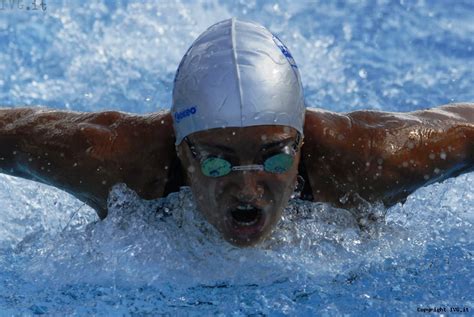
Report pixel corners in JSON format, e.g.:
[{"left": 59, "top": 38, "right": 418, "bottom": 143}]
[
  {"left": 230, "top": 204, "right": 263, "bottom": 226},
  {"left": 224, "top": 203, "right": 270, "bottom": 245}
]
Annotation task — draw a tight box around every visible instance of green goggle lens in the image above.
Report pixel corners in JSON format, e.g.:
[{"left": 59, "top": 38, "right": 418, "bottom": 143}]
[
  {"left": 200, "top": 153, "right": 294, "bottom": 177},
  {"left": 263, "top": 153, "right": 294, "bottom": 173},
  {"left": 201, "top": 157, "right": 232, "bottom": 177}
]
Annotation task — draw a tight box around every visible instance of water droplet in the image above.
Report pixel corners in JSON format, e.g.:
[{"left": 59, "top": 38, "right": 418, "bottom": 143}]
[
  {"left": 358, "top": 69, "right": 367, "bottom": 79},
  {"left": 440, "top": 152, "right": 447, "bottom": 160}
]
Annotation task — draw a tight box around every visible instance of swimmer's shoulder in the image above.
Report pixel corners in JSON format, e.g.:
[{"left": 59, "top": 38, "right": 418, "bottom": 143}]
[{"left": 304, "top": 107, "right": 353, "bottom": 138}]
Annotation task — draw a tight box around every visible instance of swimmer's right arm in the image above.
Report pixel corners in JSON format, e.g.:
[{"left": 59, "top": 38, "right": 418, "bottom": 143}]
[{"left": 0, "top": 108, "right": 183, "bottom": 219}]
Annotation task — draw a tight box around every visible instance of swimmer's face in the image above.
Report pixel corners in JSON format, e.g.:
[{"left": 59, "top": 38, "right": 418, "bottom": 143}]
[{"left": 177, "top": 126, "right": 301, "bottom": 247}]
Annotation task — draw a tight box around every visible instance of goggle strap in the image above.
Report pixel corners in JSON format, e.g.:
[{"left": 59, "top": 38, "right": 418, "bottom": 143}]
[
  {"left": 293, "top": 132, "right": 302, "bottom": 152},
  {"left": 231, "top": 165, "right": 264, "bottom": 171}
]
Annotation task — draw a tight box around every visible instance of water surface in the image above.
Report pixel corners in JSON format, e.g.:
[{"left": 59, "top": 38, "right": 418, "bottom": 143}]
[{"left": 0, "top": 0, "right": 473, "bottom": 315}]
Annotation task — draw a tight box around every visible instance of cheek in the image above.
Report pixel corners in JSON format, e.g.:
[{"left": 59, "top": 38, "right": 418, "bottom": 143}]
[
  {"left": 191, "top": 179, "right": 212, "bottom": 203},
  {"left": 189, "top": 176, "right": 224, "bottom": 215},
  {"left": 267, "top": 172, "right": 298, "bottom": 202},
  {"left": 189, "top": 181, "right": 219, "bottom": 226}
]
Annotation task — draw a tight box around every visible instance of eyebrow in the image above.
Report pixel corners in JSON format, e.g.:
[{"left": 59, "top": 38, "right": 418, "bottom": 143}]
[
  {"left": 261, "top": 137, "right": 294, "bottom": 150},
  {"left": 195, "top": 136, "right": 295, "bottom": 153}
]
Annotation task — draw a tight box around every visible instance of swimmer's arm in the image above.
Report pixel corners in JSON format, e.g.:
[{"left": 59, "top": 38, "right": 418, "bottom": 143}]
[
  {"left": 0, "top": 108, "right": 183, "bottom": 218},
  {"left": 302, "top": 103, "right": 473, "bottom": 207}
]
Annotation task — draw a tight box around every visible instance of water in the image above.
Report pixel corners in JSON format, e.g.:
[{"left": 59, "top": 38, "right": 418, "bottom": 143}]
[{"left": 1, "top": 0, "right": 473, "bottom": 315}]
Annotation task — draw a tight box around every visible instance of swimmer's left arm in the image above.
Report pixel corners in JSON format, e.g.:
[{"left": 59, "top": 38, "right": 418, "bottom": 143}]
[{"left": 302, "top": 103, "right": 473, "bottom": 208}]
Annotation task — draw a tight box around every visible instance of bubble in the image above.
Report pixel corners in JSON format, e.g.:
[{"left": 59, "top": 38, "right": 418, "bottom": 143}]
[
  {"left": 358, "top": 69, "right": 367, "bottom": 79},
  {"left": 440, "top": 152, "right": 447, "bottom": 160}
]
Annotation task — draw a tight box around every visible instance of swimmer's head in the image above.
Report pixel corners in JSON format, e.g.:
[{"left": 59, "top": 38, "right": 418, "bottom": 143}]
[
  {"left": 172, "top": 18, "right": 305, "bottom": 247},
  {"left": 171, "top": 18, "right": 305, "bottom": 145}
]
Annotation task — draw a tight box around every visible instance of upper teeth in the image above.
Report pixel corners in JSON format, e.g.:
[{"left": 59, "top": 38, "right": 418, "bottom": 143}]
[{"left": 237, "top": 205, "right": 254, "bottom": 210}]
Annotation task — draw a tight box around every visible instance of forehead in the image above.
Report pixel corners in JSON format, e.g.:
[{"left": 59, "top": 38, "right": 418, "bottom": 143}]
[{"left": 189, "top": 126, "right": 297, "bottom": 145}]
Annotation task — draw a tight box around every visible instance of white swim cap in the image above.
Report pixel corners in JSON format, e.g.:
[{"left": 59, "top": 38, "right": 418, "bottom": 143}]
[{"left": 171, "top": 18, "right": 305, "bottom": 145}]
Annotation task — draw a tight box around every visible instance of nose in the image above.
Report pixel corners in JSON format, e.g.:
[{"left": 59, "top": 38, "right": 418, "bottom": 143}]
[{"left": 235, "top": 171, "right": 264, "bottom": 202}]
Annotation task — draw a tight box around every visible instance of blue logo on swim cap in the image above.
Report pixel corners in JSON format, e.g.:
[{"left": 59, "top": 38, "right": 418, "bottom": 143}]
[
  {"left": 272, "top": 34, "right": 298, "bottom": 69},
  {"left": 174, "top": 106, "right": 197, "bottom": 123}
]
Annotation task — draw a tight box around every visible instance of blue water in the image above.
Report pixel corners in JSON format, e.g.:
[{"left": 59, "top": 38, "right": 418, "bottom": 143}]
[{"left": 1, "top": 0, "right": 473, "bottom": 315}]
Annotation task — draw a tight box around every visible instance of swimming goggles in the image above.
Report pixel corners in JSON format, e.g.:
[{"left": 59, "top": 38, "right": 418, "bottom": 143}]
[{"left": 184, "top": 133, "right": 301, "bottom": 178}]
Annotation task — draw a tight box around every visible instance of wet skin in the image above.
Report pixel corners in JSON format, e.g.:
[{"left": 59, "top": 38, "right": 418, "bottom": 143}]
[
  {"left": 0, "top": 104, "right": 473, "bottom": 246},
  {"left": 176, "top": 126, "right": 301, "bottom": 246}
]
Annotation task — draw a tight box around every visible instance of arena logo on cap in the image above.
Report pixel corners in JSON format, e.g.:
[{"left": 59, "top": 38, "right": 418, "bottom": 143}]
[
  {"left": 272, "top": 34, "right": 298, "bottom": 69},
  {"left": 174, "top": 106, "right": 197, "bottom": 123}
]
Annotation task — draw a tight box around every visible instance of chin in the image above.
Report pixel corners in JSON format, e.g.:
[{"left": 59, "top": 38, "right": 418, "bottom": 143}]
[{"left": 224, "top": 231, "right": 269, "bottom": 247}]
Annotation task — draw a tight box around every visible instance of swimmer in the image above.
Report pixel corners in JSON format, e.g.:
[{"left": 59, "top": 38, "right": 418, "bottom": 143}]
[{"left": 0, "top": 19, "right": 473, "bottom": 246}]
